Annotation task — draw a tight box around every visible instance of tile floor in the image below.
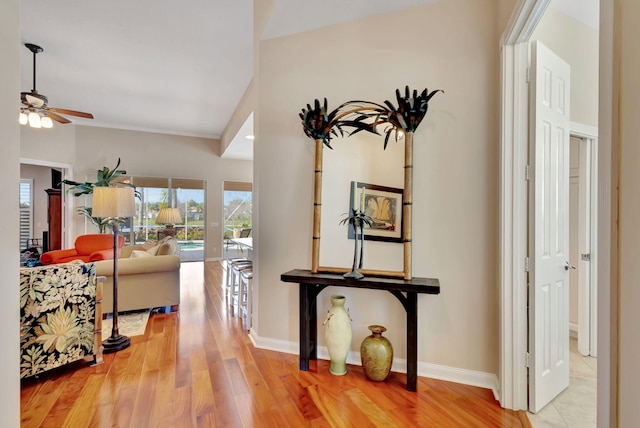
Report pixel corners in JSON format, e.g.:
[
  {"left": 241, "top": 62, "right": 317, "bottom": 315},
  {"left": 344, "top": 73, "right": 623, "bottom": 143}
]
[{"left": 527, "top": 337, "right": 597, "bottom": 427}]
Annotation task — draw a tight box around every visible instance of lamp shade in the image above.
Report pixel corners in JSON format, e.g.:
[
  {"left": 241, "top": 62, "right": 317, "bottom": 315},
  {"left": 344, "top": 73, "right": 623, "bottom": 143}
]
[
  {"left": 156, "top": 207, "right": 182, "bottom": 225},
  {"left": 92, "top": 187, "right": 136, "bottom": 217}
]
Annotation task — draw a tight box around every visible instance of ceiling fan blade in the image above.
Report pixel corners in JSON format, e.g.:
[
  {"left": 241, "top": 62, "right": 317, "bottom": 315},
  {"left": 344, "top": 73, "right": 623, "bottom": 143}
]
[
  {"left": 47, "top": 112, "right": 72, "bottom": 124},
  {"left": 47, "top": 107, "right": 94, "bottom": 119}
]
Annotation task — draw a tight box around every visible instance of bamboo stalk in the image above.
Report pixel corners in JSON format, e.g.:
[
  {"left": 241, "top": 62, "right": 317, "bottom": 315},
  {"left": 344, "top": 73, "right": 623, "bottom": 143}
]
[
  {"left": 318, "top": 266, "right": 405, "bottom": 279},
  {"left": 311, "top": 139, "right": 323, "bottom": 273},
  {"left": 403, "top": 131, "right": 413, "bottom": 280}
]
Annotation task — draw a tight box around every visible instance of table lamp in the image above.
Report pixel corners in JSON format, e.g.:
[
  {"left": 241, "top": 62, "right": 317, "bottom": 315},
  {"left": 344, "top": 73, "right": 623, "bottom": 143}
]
[
  {"left": 156, "top": 207, "right": 182, "bottom": 237},
  {"left": 92, "top": 186, "right": 135, "bottom": 353}
]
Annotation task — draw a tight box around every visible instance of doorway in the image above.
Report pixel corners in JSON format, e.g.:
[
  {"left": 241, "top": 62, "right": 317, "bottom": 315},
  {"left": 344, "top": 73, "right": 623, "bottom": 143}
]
[
  {"left": 499, "top": 0, "right": 605, "bottom": 418},
  {"left": 222, "top": 181, "right": 253, "bottom": 260},
  {"left": 19, "top": 160, "right": 72, "bottom": 251}
]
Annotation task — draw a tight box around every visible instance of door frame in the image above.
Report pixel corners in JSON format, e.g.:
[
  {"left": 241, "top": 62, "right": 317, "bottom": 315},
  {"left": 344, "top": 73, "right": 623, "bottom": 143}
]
[
  {"left": 570, "top": 124, "right": 598, "bottom": 357},
  {"left": 499, "top": 0, "right": 612, "bottom": 420},
  {"left": 20, "top": 158, "right": 74, "bottom": 248}
]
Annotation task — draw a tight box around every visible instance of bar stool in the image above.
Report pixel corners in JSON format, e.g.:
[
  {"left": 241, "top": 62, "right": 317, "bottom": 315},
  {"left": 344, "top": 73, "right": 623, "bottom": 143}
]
[
  {"left": 225, "top": 257, "right": 248, "bottom": 291},
  {"left": 229, "top": 259, "right": 252, "bottom": 315},
  {"left": 239, "top": 269, "right": 253, "bottom": 332}
]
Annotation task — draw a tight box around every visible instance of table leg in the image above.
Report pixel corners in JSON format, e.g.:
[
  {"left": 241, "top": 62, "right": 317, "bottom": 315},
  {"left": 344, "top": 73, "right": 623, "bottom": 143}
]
[
  {"left": 406, "top": 292, "right": 418, "bottom": 391},
  {"left": 299, "top": 283, "right": 310, "bottom": 370},
  {"left": 309, "top": 286, "right": 318, "bottom": 361}
]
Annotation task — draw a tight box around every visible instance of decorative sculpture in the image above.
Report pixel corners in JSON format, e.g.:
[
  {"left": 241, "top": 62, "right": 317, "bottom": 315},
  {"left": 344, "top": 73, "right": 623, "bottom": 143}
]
[{"left": 300, "top": 86, "right": 443, "bottom": 279}]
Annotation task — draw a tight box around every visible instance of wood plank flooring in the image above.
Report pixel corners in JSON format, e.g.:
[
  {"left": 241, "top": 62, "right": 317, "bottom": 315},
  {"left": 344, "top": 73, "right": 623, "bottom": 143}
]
[{"left": 20, "top": 261, "right": 531, "bottom": 427}]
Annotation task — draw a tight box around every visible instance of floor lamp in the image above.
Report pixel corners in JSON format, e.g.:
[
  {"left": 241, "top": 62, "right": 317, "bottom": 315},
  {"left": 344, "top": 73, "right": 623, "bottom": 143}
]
[{"left": 92, "top": 186, "right": 135, "bottom": 353}]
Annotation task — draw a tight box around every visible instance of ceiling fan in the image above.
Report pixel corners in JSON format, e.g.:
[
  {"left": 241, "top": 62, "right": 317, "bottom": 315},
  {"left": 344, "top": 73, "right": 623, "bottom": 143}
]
[{"left": 20, "top": 43, "right": 94, "bottom": 128}]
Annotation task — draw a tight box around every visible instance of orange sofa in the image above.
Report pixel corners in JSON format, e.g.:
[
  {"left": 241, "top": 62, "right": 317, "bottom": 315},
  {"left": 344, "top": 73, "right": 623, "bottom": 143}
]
[{"left": 40, "top": 234, "right": 125, "bottom": 265}]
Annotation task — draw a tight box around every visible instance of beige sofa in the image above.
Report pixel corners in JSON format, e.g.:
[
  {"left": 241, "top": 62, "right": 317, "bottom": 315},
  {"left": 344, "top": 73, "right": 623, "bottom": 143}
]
[{"left": 93, "top": 237, "right": 181, "bottom": 313}]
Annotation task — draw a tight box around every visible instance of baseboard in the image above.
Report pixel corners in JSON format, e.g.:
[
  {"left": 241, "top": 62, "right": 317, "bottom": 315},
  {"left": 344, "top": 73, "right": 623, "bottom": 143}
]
[{"left": 251, "top": 333, "right": 500, "bottom": 400}]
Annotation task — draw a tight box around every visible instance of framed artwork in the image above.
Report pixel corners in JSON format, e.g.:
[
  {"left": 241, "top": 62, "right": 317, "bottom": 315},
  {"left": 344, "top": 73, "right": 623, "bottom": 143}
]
[{"left": 348, "top": 181, "right": 403, "bottom": 243}]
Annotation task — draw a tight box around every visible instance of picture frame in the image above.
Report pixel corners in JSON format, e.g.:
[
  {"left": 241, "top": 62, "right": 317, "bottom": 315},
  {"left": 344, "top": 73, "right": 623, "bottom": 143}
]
[{"left": 348, "top": 181, "right": 403, "bottom": 243}]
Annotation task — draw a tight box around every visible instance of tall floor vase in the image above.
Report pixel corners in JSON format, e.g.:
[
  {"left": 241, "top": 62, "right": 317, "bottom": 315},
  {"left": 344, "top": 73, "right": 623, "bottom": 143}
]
[{"left": 323, "top": 295, "right": 352, "bottom": 376}]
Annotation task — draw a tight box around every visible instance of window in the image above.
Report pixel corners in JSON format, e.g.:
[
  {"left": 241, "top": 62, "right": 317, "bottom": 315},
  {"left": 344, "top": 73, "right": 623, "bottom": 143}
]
[
  {"left": 19, "top": 180, "right": 33, "bottom": 250},
  {"left": 120, "top": 176, "right": 206, "bottom": 262}
]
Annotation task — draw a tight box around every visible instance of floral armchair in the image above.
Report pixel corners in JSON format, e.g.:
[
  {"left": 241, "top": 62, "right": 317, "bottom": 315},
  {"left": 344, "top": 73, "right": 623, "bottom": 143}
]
[{"left": 20, "top": 261, "right": 104, "bottom": 379}]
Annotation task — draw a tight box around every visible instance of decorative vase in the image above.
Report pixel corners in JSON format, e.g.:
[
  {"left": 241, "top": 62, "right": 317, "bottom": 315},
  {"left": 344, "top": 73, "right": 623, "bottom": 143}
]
[
  {"left": 323, "top": 295, "right": 352, "bottom": 375},
  {"left": 360, "top": 325, "right": 393, "bottom": 381}
]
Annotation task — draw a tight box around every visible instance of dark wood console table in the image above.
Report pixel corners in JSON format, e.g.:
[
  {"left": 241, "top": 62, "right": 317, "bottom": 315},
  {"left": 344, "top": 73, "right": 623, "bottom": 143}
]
[{"left": 281, "top": 269, "right": 440, "bottom": 391}]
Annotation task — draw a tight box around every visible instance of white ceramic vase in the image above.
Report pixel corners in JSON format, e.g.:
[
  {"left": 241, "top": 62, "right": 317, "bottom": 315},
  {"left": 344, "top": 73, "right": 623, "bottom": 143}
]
[{"left": 324, "top": 295, "right": 352, "bottom": 375}]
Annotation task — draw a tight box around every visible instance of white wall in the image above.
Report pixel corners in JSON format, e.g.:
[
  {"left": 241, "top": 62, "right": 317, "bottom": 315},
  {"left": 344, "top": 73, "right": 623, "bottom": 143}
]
[
  {"left": 531, "top": 7, "right": 599, "bottom": 127},
  {"left": 256, "top": 0, "right": 504, "bottom": 375},
  {"left": 0, "top": 0, "right": 21, "bottom": 424}
]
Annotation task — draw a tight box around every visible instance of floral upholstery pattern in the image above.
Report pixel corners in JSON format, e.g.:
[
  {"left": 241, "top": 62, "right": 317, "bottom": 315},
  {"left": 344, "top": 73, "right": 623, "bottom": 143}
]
[{"left": 20, "top": 261, "right": 103, "bottom": 378}]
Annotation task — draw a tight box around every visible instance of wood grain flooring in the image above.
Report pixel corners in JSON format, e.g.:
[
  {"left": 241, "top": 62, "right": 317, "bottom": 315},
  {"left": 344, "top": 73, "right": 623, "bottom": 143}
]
[{"left": 20, "top": 261, "right": 531, "bottom": 427}]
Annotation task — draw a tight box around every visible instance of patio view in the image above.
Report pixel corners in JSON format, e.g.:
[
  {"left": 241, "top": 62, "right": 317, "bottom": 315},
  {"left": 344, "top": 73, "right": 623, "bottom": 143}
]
[
  {"left": 125, "top": 178, "right": 206, "bottom": 262},
  {"left": 223, "top": 183, "right": 252, "bottom": 260}
]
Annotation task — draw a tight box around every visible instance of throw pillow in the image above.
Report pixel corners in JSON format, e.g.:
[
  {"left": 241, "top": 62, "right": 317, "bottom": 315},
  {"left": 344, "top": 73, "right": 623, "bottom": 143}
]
[
  {"left": 131, "top": 250, "right": 153, "bottom": 258},
  {"left": 142, "top": 240, "right": 157, "bottom": 250},
  {"left": 146, "top": 245, "right": 161, "bottom": 256},
  {"left": 157, "top": 242, "right": 172, "bottom": 256}
]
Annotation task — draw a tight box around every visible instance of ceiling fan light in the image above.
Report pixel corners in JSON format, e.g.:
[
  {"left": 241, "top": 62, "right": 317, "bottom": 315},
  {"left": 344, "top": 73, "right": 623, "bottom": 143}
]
[
  {"left": 41, "top": 116, "right": 53, "bottom": 128},
  {"left": 28, "top": 111, "right": 41, "bottom": 128},
  {"left": 19, "top": 112, "right": 28, "bottom": 125}
]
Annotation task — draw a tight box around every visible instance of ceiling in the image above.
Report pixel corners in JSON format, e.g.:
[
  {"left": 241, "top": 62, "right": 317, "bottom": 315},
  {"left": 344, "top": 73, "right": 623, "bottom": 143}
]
[{"left": 19, "top": 0, "right": 597, "bottom": 160}]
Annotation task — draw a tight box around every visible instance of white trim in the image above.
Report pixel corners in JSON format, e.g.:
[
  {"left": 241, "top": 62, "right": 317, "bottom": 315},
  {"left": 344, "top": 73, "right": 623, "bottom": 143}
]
[
  {"left": 250, "top": 333, "right": 499, "bottom": 397},
  {"left": 570, "top": 122, "right": 599, "bottom": 140}
]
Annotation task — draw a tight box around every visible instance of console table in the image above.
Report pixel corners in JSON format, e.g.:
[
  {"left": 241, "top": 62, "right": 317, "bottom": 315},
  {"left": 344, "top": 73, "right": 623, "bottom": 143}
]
[{"left": 281, "top": 269, "right": 440, "bottom": 391}]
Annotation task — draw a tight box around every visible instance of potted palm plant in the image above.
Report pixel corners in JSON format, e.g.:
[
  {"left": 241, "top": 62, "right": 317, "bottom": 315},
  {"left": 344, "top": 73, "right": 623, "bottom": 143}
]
[
  {"left": 61, "top": 158, "right": 138, "bottom": 232},
  {"left": 340, "top": 208, "right": 373, "bottom": 279}
]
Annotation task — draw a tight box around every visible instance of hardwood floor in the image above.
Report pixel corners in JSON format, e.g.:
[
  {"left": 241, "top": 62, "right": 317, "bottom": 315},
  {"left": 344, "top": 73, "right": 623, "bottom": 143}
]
[{"left": 21, "top": 261, "right": 531, "bottom": 427}]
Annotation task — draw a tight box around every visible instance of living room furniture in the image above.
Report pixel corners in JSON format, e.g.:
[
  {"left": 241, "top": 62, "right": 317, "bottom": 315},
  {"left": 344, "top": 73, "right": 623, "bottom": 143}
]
[
  {"left": 20, "top": 261, "right": 104, "bottom": 379},
  {"left": 39, "top": 233, "right": 125, "bottom": 265},
  {"left": 94, "top": 237, "right": 181, "bottom": 313},
  {"left": 280, "top": 269, "right": 440, "bottom": 392},
  {"left": 92, "top": 186, "right": 136, "bottom": 353},
  {"left": 45, "top": 188, "right": 62, "bottom": 251}
]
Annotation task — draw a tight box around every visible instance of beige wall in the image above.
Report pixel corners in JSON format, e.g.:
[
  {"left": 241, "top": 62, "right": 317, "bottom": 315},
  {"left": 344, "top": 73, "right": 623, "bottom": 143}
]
[
  {"left": 531, "top": 7, "right": 599, "bottom": 127},
  {"left": 21, "top": 123, "right": 77, "bottom": 164},
  {"left": 617, "top": 0, "right": 640, "bottom": 424},
  {"left": 256, "top": 0, "right": 503, "bottom": 374},
  {"left": 0, "top": 0, "right": 21, "bottom": 424}
]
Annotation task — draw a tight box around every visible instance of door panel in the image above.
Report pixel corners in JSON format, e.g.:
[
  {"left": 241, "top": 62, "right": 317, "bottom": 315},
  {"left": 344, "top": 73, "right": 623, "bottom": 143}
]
[{"left": 529, "top": 40, "right": 571, "bottom": 413}]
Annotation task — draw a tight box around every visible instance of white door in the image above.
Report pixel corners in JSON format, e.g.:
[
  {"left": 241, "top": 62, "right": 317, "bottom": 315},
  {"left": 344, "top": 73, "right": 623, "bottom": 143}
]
[{"left": 528, "top": 40, "right": 571, "bottom": 413}]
